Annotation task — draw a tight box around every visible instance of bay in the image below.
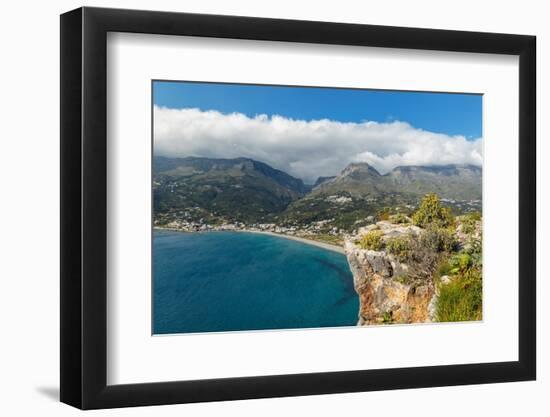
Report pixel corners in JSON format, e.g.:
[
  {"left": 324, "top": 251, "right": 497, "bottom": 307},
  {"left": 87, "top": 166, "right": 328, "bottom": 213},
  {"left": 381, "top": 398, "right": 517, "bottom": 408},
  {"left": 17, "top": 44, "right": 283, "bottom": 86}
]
[{"left": 153, "top": 230, "right": 358, "bottom": 334}]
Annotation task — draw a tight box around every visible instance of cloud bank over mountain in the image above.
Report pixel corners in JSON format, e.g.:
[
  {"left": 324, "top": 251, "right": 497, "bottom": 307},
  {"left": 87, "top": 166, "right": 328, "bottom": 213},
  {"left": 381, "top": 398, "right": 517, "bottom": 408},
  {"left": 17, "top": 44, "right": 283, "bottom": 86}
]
[{"left": 154, "top": 106, "right": 483, "bottom": 183}]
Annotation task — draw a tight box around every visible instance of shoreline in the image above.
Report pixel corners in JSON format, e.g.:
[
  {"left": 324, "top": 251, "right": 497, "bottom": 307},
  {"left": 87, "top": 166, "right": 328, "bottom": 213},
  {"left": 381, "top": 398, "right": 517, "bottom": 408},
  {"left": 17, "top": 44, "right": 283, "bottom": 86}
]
[
  {"left": 154, "top": 227, "right": 345, "bottom": 255},
  {"left": 244, "top": 230, "right": 345, "bottom": 254}
]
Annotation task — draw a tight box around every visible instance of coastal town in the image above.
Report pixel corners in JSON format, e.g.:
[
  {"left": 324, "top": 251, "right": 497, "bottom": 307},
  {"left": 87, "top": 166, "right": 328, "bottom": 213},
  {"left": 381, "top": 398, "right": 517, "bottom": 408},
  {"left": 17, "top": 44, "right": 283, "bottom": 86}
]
[
  {"left": 153, "top": 192, "right": 482, "bottom": 249},
  {"left": 153, "top": 198, "right": 482, "bottom": 254},
  {"left": 154, "top": 216, "right": 348, "bottom": 247}
]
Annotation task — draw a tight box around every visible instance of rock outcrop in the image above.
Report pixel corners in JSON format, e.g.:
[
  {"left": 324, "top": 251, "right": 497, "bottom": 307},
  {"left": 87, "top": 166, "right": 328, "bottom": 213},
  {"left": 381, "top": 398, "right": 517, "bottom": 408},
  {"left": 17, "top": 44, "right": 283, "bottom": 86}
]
[{"left": 344, "top": 221, "right": 436, "bottom": 325}]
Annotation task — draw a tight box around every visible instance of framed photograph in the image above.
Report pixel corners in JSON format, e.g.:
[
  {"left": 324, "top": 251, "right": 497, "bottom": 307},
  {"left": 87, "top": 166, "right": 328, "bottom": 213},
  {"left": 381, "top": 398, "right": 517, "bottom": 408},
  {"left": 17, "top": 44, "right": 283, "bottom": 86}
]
[{"left": 60, "top": 7, "right": 536, "bottom": 409}]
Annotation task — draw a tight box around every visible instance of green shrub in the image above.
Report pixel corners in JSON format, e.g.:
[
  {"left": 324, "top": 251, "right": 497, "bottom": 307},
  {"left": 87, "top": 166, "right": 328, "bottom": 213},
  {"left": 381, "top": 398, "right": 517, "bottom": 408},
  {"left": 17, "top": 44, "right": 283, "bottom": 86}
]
[
  {"left": 449, "top": 253, "right": 473, "bottom": 274},
  {"left": 386, "top": 235, "right": 413, "bottom": 262},
  {"left": 467, "top": 211, "right": 482, "bottom": 221},
  {"left": 461, "top": 219, "right": 475, "bottom": 234},
  {"left": 412, "top": 193, "right": 454, "bottom": 228},
  {"left": 435, "top": 232, "right": 483, "bottom": 323},
  {"left": 420, "top": 225, "right": 457, "bottom": 253},
  {"left": 460, "top": 213, "right": 481, "bottom": 235},
  {"left": 357, "top": 230, "right": 384, "bottom": 250},
  {"left": 382, "top": 311, "right": 394, "bottom": 324},
  {"left": 436, "top": 260, "right": 453, "bottom": 277},
  {"left": 390, "top": 213, "right": 409, "bottom": 224},
  {"left": 464, "top": 234, "right": 482, "bottom": 266},
  {"left": 436, "top": 269, "right": 482, "bottom": 322},
  {"left": 378, "top": 207, "right": 390, "bottom": 221}
]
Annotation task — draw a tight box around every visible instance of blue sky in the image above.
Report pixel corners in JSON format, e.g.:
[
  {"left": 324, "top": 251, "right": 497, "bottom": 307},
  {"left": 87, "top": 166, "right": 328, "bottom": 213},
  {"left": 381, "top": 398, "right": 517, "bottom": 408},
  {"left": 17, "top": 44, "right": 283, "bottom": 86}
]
[
  {"left": 153, "top": 80, "right": 483, "bottom": 181},
  {"left": 153, "top": 80, "right": 482, "bottom": 139}
]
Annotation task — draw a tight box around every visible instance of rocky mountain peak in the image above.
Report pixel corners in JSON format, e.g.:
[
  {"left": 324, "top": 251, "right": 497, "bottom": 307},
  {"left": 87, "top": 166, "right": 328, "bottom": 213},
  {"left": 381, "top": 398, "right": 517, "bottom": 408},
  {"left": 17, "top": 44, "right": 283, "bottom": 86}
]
[
  {"left": 338, "top": 162, "right": 381, "bottom": 179},
  {"left": 313, "top": 176, "right": 336, "bottom": 188}
]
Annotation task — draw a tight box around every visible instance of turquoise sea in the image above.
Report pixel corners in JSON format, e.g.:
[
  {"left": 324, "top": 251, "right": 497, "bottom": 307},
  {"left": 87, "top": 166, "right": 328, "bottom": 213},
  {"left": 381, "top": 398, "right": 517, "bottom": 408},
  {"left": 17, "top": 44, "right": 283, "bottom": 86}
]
[{"left": 153, "top": 230, "right": 358, "bottom": 334}]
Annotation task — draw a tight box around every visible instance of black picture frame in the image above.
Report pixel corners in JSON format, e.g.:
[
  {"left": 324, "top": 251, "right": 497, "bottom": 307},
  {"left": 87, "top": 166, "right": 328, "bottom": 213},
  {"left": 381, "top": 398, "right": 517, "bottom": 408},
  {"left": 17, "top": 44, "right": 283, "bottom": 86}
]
[{"left": 60, "top": 6, "right": 536, "bottom": 410}]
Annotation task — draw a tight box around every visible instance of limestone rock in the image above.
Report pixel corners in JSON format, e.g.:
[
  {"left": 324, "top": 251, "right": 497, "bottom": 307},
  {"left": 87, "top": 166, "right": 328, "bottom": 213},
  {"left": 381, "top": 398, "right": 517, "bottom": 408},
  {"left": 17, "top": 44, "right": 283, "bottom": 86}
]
[
  {"left": 440, "top": 275, "right": 451, "bottom": 284},
  {"left": 344, "top": 221, "right": 435, "bottom": 325}
]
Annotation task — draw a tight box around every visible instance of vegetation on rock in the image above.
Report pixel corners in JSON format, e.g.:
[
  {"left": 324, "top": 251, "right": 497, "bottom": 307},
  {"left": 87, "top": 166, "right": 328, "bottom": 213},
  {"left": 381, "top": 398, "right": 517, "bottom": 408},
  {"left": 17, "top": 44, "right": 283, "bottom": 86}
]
[
  {"left": 390, "top": 213, "right": 410, "bottom": 224},
  {"left": 419, "top": 225, "right": 457, "bottom": 253},
  {"left": 412, "top": 193, "right": 454, "bottom": 228},
  {"left": 356, "top": 230, "right": 384, "bottom": 250},
  {"left": 377, "top": 207, "right": 391, "bottom": 221},
  {"left": 348, "top": 191, "right": 483, "bottom": 325},
  {"left": 435, "top": 231, "right": 483, "bottom": 322},
  {"left": 460, "top": 211, "right": 482, "bottom": 234},
  {"left": 385, "top": 235, "right": 414, "bottom": 262}
]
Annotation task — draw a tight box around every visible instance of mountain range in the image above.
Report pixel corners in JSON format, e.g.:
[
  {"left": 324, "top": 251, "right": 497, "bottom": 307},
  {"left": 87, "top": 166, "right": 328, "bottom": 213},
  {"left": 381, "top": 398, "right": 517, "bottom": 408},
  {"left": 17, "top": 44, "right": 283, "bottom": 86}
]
[
  {"left": 153, "top": 156, "right": 308, "bottom": 223},
  {"left": 153, "top": 156, "right": 481, "bottom": 226},
  {"left": 312, "top": 161, "right": 482, "bottom": 200}
]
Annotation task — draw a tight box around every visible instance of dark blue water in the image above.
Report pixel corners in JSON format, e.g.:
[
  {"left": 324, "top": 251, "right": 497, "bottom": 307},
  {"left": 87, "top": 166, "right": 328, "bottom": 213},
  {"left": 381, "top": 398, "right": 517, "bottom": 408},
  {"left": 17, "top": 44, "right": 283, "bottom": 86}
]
[{"left": 153, "top": 231, "right": 358, "bottom": 334}]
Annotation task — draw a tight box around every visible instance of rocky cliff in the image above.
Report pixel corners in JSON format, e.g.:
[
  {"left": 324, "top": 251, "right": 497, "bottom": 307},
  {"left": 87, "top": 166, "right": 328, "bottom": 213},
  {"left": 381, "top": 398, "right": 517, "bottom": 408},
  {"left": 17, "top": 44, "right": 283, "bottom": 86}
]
[{"left": 344, "top": 221, "right": 437, "bottom": 325}]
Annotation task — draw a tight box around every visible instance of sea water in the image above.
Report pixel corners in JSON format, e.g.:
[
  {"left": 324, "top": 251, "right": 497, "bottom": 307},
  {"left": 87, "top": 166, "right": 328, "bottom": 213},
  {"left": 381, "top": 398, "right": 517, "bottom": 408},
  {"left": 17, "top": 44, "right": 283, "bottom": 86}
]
[{"left": 153, "top": 230, "right": 358, "bottom": 334}]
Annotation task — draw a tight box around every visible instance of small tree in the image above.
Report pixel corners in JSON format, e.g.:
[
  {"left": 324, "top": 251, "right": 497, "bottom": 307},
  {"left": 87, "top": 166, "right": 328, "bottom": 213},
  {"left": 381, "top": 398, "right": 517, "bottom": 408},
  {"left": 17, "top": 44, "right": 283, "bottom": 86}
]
[
  {"left": 412, "top": 193, "right": 453, "bottom": 228},
  {"left": 357, "top": 230, "right": 384, "bottom": 250}
]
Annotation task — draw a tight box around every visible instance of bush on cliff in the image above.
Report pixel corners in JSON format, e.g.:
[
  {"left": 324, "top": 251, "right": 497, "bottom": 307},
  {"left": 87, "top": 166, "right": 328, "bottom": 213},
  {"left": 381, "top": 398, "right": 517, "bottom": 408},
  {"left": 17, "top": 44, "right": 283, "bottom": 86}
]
[
  {"left": 386, "top": 235, "right": 413, "bottom": 262},
  {"left": 465, "top": 232, "right": 482, "bottom": 265},
  {"left": 377, "top": 207, "right": 391, "bottom": 221},
  {"left": 386, "top": 224, "right": 455, "bottom": 267},
  {"left": 420, "top": 225, "right": 457, "bottom": 253},
  {"left": 390, "top": 213, "right": 409, "bottom": 224},
  {"left": 460, "top": 212, "right": 481, "bottom": 235},
  {"left": 412, "top": 193, "right": 454, "bottom": 229},
  {"left": 357, "top": 230, "right": 384, "bottom": 250}
]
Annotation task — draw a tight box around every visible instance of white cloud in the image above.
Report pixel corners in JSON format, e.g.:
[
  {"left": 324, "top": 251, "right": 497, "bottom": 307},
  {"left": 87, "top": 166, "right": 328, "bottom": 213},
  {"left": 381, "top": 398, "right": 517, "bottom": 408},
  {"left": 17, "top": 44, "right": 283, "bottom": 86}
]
[{"left": 154, "top": 106, "right": 483, "bottom": 184}]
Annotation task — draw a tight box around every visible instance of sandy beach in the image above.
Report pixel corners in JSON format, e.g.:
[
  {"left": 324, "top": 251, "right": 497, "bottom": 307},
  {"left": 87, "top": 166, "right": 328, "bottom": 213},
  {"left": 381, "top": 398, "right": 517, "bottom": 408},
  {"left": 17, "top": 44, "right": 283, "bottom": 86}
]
[
  {"left": 154, "top": 227, "right": 346, "bottom": 254},
  {"left": 246, "top": 230, "right": 345, "bottom": 254}
]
